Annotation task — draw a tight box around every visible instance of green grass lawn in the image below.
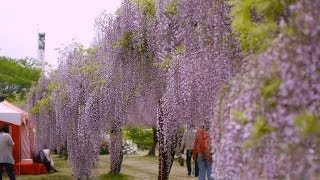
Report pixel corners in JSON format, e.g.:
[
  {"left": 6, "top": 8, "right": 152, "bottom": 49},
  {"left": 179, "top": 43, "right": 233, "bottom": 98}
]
[
  {"left": 2, "top": 155, "right": 131, "bottom": 180},
  {"left": 2, "top": 153, "right": 195, "bottom": 180}
]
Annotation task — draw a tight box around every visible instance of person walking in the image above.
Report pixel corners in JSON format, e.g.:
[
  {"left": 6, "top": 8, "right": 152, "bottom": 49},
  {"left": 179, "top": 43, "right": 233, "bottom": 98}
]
[
  {"left": 0, "top": 124, "right": 16, "bottom": 180},
  {"left": 192, "top": 125, "right": 213, "bottom": 180},
  {"left": 180, "top": 126, "right": 199, "bottom": 176}
]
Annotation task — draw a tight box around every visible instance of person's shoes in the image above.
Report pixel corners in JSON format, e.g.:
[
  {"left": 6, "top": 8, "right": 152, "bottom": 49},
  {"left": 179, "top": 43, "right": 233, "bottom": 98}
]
[{"left": 188, "top": 172, "right": 191, "bottom": 175}]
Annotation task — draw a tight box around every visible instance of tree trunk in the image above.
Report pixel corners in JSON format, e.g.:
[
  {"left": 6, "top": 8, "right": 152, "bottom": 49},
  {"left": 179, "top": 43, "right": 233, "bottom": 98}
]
[
  {"left": 110, "top": 123, "right": 123, "bottom": 174},
  {"left": 148, "top": 126, "right": 158, "bottom": 156},
  {"left": 157, "top": 100, "right": 176, "bottom": 180}
]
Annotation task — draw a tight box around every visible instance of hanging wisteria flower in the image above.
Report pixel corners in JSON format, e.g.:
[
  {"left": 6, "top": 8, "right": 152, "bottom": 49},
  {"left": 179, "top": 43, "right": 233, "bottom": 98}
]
[{"left": 212, "top": 0, "right": 320, "bottom": 178}]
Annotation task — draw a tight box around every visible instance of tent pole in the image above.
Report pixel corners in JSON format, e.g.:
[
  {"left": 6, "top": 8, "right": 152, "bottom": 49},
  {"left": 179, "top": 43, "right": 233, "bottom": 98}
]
[{"left": 19, "top": 125, "right": 21, "bottom": 175}]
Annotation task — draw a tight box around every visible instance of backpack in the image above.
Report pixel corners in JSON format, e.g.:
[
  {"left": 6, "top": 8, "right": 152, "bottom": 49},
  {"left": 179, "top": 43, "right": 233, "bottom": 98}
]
[{"left": 200, "top": 130, "right": 213, "bottom": 162}]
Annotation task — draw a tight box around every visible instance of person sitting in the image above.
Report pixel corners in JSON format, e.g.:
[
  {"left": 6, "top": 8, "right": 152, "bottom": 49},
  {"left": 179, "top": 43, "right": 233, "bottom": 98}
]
[
  {"left": 42, "top": 149, "right": 58, "bottom": 173},
  {"left": 33, "top": 149, "right": 58, "bottom": 173}
]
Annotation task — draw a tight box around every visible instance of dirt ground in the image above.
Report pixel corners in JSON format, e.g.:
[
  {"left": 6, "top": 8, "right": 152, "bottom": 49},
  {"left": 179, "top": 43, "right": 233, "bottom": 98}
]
[{"left": 100, "top": 151, "right": 198, "bottom": 180}]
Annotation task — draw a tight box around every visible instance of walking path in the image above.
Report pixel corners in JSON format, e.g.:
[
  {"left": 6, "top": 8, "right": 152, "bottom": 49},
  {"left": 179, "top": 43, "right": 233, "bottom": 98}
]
[{"left": 100, "top": 151, "right": 198, "bottom": 179}]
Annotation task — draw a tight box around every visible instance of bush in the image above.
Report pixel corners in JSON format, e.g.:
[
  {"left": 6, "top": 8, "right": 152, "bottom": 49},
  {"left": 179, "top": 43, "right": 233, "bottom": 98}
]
[
  {"left": 100, "top": 133, "right": 137, "bottom": 155},
  {"left": 122, "top": 127, "right": 153, "bottom": 150},
  {"left": 122, "top": 140, "right": 138, "bottom": 155}
]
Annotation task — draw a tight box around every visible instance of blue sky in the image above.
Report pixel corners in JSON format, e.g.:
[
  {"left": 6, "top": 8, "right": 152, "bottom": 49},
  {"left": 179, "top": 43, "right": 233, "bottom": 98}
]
[{"left": 0, "top": 0, "right": 121, "bottom": 68}]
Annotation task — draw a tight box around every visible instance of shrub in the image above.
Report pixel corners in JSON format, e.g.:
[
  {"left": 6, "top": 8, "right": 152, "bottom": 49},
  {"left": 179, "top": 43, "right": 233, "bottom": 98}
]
[
  {"left": 122, "top": 127, "right": 153, "bottom": 150},
  {"left": 122, "top": 140, "right": 138, "bottom": 155}
]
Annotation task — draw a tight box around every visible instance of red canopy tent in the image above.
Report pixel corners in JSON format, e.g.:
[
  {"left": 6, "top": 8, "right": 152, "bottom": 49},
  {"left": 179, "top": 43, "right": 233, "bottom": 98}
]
[
  {"left": 0, "top": 100, "right": 47, "bottom": 175},
  {"left": 0, "top": 100, "right": 32, "bottom": 163}
]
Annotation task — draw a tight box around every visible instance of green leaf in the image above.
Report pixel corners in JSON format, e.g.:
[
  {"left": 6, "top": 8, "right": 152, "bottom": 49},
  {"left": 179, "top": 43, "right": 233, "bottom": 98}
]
[
  {"left": 131, "top": 0, "right": 156, "bottom": 17},
  {"left": 174, "top": 44, "right": 184, "bottom": 56},
  {"left": 30, "top": 97, "right": 50, "bottom": 114},
  {"left": 153, "top": 56, "right": 172, "bottom": 70},
  {"left": 241, "top": 115, "right": 275, "bottom": 150},
  {"left": 123, "top": 127, "right": 153, "bottom": 150},
  {"left": 228, "top": 0, "right": 296, "bottom": 53},
  {"left": 261, "top": 76, "right": 281, "bottom": 99},
  {"left": 0, "top": 56, "right": 41, "bottom": 101},
  {"left": 241, "top": 139, "right": 257, "bottom": 150},
  {"left": 113, "top": 31, "right": 133, "bottom": 50},
  {"left": 295, "top": 112, "right": 320, "bottom": 137},
  {"left": 231, "top": 110, "right": 248, "bottom": 125},
  {"left": 252, "top": 115, "right": 275, "bottom": 139},
  {"left": 47, "top": 82, "right": 60, "bottom": 91},
  {"left": 166, "top": 0, "right": 179, "bottom": 16},
  {"left": 80, "top": 62, "right": 101, "bottom": 75}
]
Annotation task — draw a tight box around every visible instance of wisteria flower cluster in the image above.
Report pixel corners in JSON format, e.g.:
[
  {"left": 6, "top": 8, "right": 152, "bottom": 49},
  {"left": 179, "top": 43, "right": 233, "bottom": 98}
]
[
  {"left": 212, "top": 0, "right": 320, "bottom": 179},
  {"left": 27, "top": 0, "right": 319, "bottom": 179}
]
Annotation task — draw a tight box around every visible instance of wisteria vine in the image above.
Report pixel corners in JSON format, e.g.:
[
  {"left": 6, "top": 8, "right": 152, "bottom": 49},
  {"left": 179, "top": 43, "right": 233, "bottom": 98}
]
[
  {"left": 212, "top": 0, "right": 320, "bottom": 179},
  {"left": 27, "top": 0, "right": 319, "bottom": 179}
]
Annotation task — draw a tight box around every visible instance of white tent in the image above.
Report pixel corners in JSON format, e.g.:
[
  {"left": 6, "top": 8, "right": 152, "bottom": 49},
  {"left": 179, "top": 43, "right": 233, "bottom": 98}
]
[
  {"left": 0, "top": 101, "right": 22, "bottom": 126},
  {"left": 0, "top": 100, "right": 31, "bottom": 162}
]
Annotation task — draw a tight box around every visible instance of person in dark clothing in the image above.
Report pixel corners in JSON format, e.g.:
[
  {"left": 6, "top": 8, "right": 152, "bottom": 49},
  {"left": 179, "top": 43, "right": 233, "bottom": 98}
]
[
  {"left": 0, "top": 124, "right": 16, "bottom": 180},
  {"left": 33, "top": 150, "right": 58, "bottom": 173},
  {"left": 180, "top": 127, "right": 199, "bottom": 176}
]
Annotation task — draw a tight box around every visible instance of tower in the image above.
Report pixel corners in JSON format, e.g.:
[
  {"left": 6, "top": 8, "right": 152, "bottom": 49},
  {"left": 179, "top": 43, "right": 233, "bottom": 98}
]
[{"left": 37, "top": 33, "right": 45, "bottom": 70}]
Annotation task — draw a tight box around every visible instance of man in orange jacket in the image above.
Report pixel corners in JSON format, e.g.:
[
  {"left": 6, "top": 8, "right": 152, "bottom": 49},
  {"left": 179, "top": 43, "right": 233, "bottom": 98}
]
[{"left": 192, "top": 126, "right": 213, "bottom": 180}]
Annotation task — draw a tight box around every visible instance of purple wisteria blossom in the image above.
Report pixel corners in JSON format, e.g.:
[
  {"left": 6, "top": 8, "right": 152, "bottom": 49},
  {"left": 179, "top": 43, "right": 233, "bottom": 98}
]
[{"left": 212, "top": 0, "right": 320, "bottom": 178}]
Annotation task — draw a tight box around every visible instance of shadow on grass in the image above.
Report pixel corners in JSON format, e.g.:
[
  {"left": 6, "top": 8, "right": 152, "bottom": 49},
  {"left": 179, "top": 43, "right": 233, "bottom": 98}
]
[{"left": 99, "top": 172, "right": 132, "bottom": 180}]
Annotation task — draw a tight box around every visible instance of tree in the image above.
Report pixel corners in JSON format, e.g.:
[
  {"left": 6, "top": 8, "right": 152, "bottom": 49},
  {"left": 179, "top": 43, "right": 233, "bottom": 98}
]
[
  {"left": 0, "top": 56, "right": 41, "bottom": 101},
  {"left": 123, "top": 127, "right": 153, "bottom": 150},
  {"left": 27, "top": 0, "right": 320, "bottom": 179},
  {"left": 155, "top": 0, "right": 241, "bottom": 178},
  {"left": 147, "top": 126, "right": 158, "bottom": 156}
]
